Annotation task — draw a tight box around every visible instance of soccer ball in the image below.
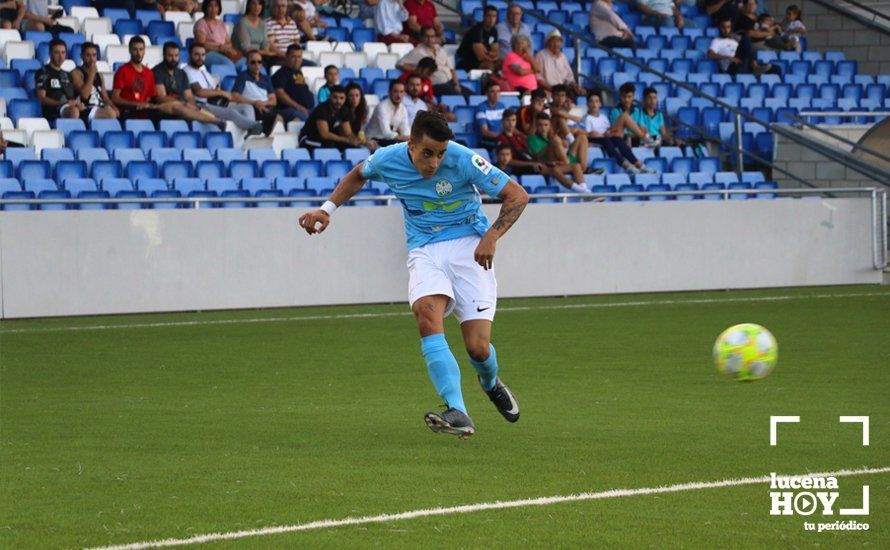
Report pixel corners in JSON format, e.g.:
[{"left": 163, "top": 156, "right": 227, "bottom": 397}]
[{"left": 713, "top": 323, "right": 778, "bottom": 381}]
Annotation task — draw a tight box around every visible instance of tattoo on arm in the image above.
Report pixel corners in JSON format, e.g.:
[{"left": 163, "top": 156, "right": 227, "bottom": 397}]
[{"left": 490, "top": 194, "right": 527, "bottom": 235}]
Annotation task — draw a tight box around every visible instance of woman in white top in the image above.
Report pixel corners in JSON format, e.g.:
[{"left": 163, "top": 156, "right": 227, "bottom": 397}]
[{"left": 584, "top": 90, "right": 648, "bottom": 175}]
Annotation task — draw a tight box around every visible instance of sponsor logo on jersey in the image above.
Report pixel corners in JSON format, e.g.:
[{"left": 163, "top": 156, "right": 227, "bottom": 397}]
[
  {"left": 435, "top": 179, "right": 453, "bottom": 196},
  {"left": 471, "top": 154, "right": 492, "bottom": 175}
]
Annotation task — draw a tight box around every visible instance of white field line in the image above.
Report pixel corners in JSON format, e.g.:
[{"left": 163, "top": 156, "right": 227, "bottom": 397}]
[
  {"left": 88, "top": 466, "right": 890, "bottom": 550},
  {"left": 2, "top": 290, "right": 889, "bottom": 335}
]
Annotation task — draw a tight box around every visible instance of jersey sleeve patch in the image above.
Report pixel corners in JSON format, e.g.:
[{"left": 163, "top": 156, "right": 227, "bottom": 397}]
[{"left": 471, "top": 154, "right": 492, "bottom": 175}]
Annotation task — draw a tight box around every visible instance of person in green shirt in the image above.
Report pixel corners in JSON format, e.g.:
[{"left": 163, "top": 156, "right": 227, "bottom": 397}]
[{"left": 527, "top": 112, "right": 590, "bottom": 193}]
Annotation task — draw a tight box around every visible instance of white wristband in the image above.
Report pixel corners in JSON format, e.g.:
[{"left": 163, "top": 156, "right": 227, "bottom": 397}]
[{"left": 320, "top": 200, "right": 337, "bottom": 215}]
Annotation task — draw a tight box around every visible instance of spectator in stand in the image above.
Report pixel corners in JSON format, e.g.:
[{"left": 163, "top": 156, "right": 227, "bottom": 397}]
[
  {"left": 752, "top": 13, "right": 795, "bottom": 51},
  {"left": 636, "top": 86, "right": 680, "bottom": 146},
  {"left": 475, "top": 81, "right": 506, "bottom": 150},
  {"left": 502, "top": 34, "right": 539, "bottom": 94},
  {"left": 292, "top": 4, "right": 323, "bottom": 42},
  {"left": 232, "top": 49, "right": 279, "bottom": 135},
  {"left": 517, "top": 88, "right": 546, "bottom": 135},
  {"left": 495, "top": 3, "right": 531, "bottom": 55},
  {"left": 266, "top": 0, "right": 303, "bottom": 63},
  {"left": 344, "top": 81, "right": 379, "bottom": 151},
  {"left": 398, "top": 56, "right": 435, "bottom": 102},
  {"left": 366, "top": 80, "right": 410, "bottom": 146},
  {"left": 779, "top": 4, "right": 806, "bottom": 51},
  {"left": 0, "top": 0, "right": 25, "bottom": 30},
  {"left": 456, "top": 5, "right": 499, "bottom": 71},
  {"left": 589, "top": 0, "right": 636, "bottom": 50},
  {"left": 317, "top": 65, "right": 338, "bottom": 104},
  {"left": 535, "top": 30, "right": 586, "bottom": 99},
  {"left": 293, "top": 0, "right": 328, "bottom": 36},
  {"left": 36, "top": 39, "right": 80, "bottom": 122},
  {"left": 194, "top": 0, "right": 246, "bottom": 72},
  {"left": 497, "top": 110, "right": 586, "bottom": 189},
  {"left": 299, "top": 85, "right": 361, "bottom": 152},
  {"left": 708, "top": 17, "right": 779, "bottom": 75},
  {"left": 272, "top": 43, "right": 315, "bottom": 122},
  {"left": 584, "top": 89, "right": 652, "bottom": 175},
  {"left": 705, "top": 0, "right": 739, "bottom": 26},
  {"left": 549, "top": 84, "right": 590, "bottom": 146},
  {"left": 404, "top": 0, "right": 443, "bottom": 42},
  {"left": 153, "top": 41, "right": 224, "bottom": 126},
  {"left": 609, "top": 82, "right": 659, "bottom": 146},
  {"left": 403, "top": 73, "right": 429, "bottom": 126},
  {"left": 157, "top": 0, "right": 198, "bottom": 14},
  {"left": 527, "top": 113, "right": 591, "bottom": 193},
  {"left": 20, "top": 0, "right": 73, "bottom": 33},
  {"left": 373, "top": 0, "right": 411, "bottom": 45},
  {"left": 233, "top": 0, "right": 278, "bottom": 63},
  {"left": 184, "top": 42, "right": 264, "bottom": 134},
  {"left": 71, "top": 42, "right": 119, "bottom": 121},
  {"left": 397, "top": 26, "right": 469, "bottom": 97},
  {"left": 735, "top": 0, "right": 789, "bottom": 51},
  {"left": 637, "top": 0, "right": 684, "bottom": 29}
]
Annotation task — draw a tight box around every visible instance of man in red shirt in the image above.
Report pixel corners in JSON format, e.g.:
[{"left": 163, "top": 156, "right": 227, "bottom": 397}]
[
  {"left": 404, "top": 0, "right": 443, "bottom": 42},
  {"left": 112, "top": 36, "right": 221, "bottom": 125}
]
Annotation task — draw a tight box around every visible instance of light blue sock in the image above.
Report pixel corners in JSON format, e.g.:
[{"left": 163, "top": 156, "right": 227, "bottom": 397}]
[
  {"left": 469, "top": 343, "right": 498, "bottom": 391},
  {"left": 421, "top": 334, "right": 466, "bottom": 413}
]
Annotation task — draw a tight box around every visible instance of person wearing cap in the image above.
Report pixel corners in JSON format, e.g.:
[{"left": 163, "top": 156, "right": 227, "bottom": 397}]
[{"left": 535, "top": 29, "right": 586, "bottom": 99}]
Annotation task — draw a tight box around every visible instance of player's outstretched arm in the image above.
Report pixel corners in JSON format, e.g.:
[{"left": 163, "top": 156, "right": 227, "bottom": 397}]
[
  {"left": 298, "top": 163, "right": 369, "bottom": 235},
  {"left": 475, "top": 180, "right": 529, "bottom": 270}
]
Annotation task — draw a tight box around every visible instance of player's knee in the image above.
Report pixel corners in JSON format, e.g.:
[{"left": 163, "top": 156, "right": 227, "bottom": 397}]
[
  {"left": 413, "top": 303, "right": 443, "bottom": 336},
  {"left": 465, "top": 338, "right": 490, "bottom": 362}
]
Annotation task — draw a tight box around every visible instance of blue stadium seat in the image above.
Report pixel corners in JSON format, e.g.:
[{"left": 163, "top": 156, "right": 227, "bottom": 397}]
[
  {"left": 159, "top": 119, "right": 190, "bottom": 140},
  {"left": 173, "top": 177, "right": 205, "bottom": 196},
  {"left": 312, "top": 148, "right": 342, "bottom": 163},
  {"left": 675, "top": 107, "right": 699, "bottom": 140},
  {"left": 325, "top": 160, "right": 351, "bottom": 180},
  {"left": 125, "top": 119, "right": 155, "bottom": 135},
  {"left": 150, "top": 188, "right": 183, "bottom": 209},
  {"left": 136, "top": 8, "right": 162, "bottom": 29},
  {"left": 215, "top": 147, "right": 246, "bottom": 166},
  {"left": 36, "top": 189, "right": 70, "bottom": 211},
  {"left": 91, "top": 118, "right": 123, "bottom": 137},
  {"left": 643, "top": 158, "right": 667, "bottom": 173},
  {"left": 4, "top": 148, "right": 37, "bottom": 167},
  {"left": 229, "top": 159, "right": 258, "bottom": 181},
  {"left": 137, "top": 131, "right": 168, "bottom": 153},
  {"left": 530, "top": 185, "right": 561, "bottom": 204},
  {"left": 645, "top": 182, "right": 672, "bottom": 201},
  {"left": 54, "top": 160, "right": 87, "bottom": 184},
  {"left": 103, "top": 130, "right": 135, "bottom": 150},
  {"left": 55, "top": 118, "right": 86, "bottom": 139},
  {"left": 170, "top": 132, "right": 202, "bottom": 151},
  {"left": 755, "top": 181, "right": 778, "bottom": 199},
  {"left": 101, "top": 177, "right": 133, "bottom": 194},
  {"left": 728, "top": 182, "right": 752, "bottom": 200},
  {"left": 673, "top": 182, "right": 697, "bottom": 200},
  {"left": 754, "top": 133, "right": 775, "bottom": 161},
  {"left": 1, "top": 190, "right": 34, "bottom": 211},
  {"left": 150, "top": 148, "right": 181, "bottom": 166},
  {"left": 0, "top": 178, "right": 23, "bottom": 193},
  {"left": 113, "top": 148, "right": 146, "bottom": 163},
  {"left": 247, "top": 148, "right": 278, "bottom": 163},
  {"left": 42, "top": 148, "right": 75, "bottom": 168},
  {"left": 23, "top": 177, "right": 56, "bottom": 193},
  {"left": 697, "top": 157, "right": 720, "bottom": 174},
  {"left": 18, "top": 160, "right": 51, "bottom": 181},
  {"left": 634, "top": 174, "right": 659, "bottom": 186},
  {"left": 714, "top": 171, "right": 739, "bottom": 185},
  {"left": 306, "top": 176, "right": 336, "bottom": 194},
  {"left": 114, "top": 18, "right": 143, "bottom": 36},
  {"left": 64, "top": 177, "right": 98, "bottom": 196},
  {"left": 618, "top": 184, "right": 644, "bottom": 201},
  {"left": 241, "top": 177, "right": 273, "bottom": 195},
  {"left": 282, "top": 148, "right": 311, "bottom": 167},
  {"left": 688, "top": 172, "right": 713, "bottom": 186},
  {"left": 295, "top": 160, "right": 324, "bottom": 179},
  {"left": 287, "top": 188, "right": 318, "bottom": 207},
  {"left": 182, "top": 148, "right": 213, "bottom": 166},
  {"left": 0, "top": 161, "right": 13, "bottom": 178},
  {"left": 254, "top": 188, "right": 284, "bottom": 208},
  {"left": 701, "top": 107, "right": 723, "bottom": 136},
  {"left": 661, "top": 173, "right": 686, "bottom": 188},
  {"left": 126, "top": 160, "right": 157, "bottom": 181},
  {"left": 275, "top": 177, "right": 305, "bottom": 193},
  {"left": 68, "top": 130, "right": 100, "bottom": 151},
  {"left": 204, "top": 132, "right": 234, "bottom": 152},
  {"left": 195, "top": 160, "right": 226, "bottom": 181},
  {"left": 137, "top": 178, "right": 169, "bottom": 194},
  {"left": 700, "top": 182, "right": 726, "bottom": 200},
  {"left": 161, "top": 160, "right": 193, "bottom": 181},
  {"left": 91, "top": 160, "right": 123, "bottom": 182},
  {"left": 261, "top": 160, "right": 290, "bottom": 179}
]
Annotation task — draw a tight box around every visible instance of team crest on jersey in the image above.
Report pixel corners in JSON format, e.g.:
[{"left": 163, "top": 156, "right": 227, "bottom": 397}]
[
  {"left": 471, "top": 154, "right": 492, "bottom": 175},
  {"left": 435, "top": 179, "right": 453, "bottom": 196}
]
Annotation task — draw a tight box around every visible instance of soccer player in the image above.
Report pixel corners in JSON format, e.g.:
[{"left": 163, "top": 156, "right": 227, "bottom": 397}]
[{"left": 299, "top": 111, "right": 529, "bottom": 439}]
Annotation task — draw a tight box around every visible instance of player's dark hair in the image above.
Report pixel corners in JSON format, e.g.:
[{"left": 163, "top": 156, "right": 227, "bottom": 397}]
[
  {"left": 416, "top": 56, "right": 438, "bottom": 72},
  {"left": 411, "top": 110, "right": 454, "bottom": 142},
  {"left": 535, "top": 112, "right": 550, "bottom": 121},
  {"left": 129, "top": 35, "right": 145, "bottom": 47},
  {"left": 163, "top": 41, "right": 180, "bottom": 52},
  {"left": 49, "top": 38, "right": 66, "bottom": 50},
  {"left": 329, "top": 84, "right": 346, "bottom": 96},
  {"left": 502, "top": 108, "right": 516, "bottom": 120},
  {"left": 619, "top": 82, "right": 635, "bottom": 95},
  {"left": 643, "top": 86, "right": 657, "bottom": 97}
]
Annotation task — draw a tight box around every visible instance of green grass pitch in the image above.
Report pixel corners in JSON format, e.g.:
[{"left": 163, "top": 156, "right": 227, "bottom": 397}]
[{"left": 1, "top": 285, "right": 888, "bottom": 548}]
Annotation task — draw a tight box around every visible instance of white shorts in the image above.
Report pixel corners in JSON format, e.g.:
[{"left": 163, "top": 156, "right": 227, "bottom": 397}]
[{"left": 407, "top": 235, "right": 497, "bottom": 323}]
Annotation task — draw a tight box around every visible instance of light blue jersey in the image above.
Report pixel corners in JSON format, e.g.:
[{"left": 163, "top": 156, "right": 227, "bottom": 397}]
[{"left": 361, "top": 141, "right": 510, "bottom": 250}]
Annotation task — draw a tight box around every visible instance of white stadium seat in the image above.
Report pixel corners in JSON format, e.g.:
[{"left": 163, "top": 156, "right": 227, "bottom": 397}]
[
  {"left": 374, "top": 53, "right": 400, "bottom": 71},
  {"left": 164, "top": 11, "right": 193, "bottom": 27},
  {"left": 388, "top": 43, "right": 413, "bottom": 57},
  {"left": 3, "top": 41, "right": 35, "bottom": 63},
  {"left": 306, "top": 40, "right": 333, "bottom": 55},
  {"left": 31, "top": 130, "right": 65, "bottom": 154},
  {"left": 318, "top": 51, "right": 344, "bottom": 68},
  {"left": 0, "top": 29, "right": 22, "bottom": 44},
  {"left": 60, "top": 59, "right": 76, "bottom": 71},
  {"left": 17, "top": 117, "right": 51, "bottom": 141},
  {"left": 92, "top": 34, "right": 122, "bottom": 57},
  {"left": 101, "top": 72, "right": 114, "bottom": 90},
  {"left": 0, "top": 98, "right": 5, "bottom": 117},
  {"left": 331, "top": 42, "right": 355, "bottom": 53},
  {"left": 95, "top": 61, "right": 111, "bottom": 72},
  {"left": 55, "top": 16, "right": 80, "bottom": 32},
  {"left": 2, "top": 129, "right": 26, "bottom": 147},
  {"left": 0, "top": 115, "right": 11, "bottom": 128},
  {"left": 143, "top": 46, "right": 163, "bottom": 68},
  {"left": 301, "top": 66, "right": 324, "bottom": 83},
  {"left": 123, "top": 34, "right": 152, "bottom": 46},
  {"left": 343, "top": 52, "right": 367, "bottom": 73},
  {"left": 105, "top": 45, "right": 130, "bottom": 65},
  {"left": 361, "top": 42, "right": 388, "bottom": 60},
  {"left": 82, "top": 17, "right": 113, "bottom": 40},
  {"left": 365, "top": 94, "right": 380, "bottom": 111},
  {"left": 70, "top": 6, "right": 100, "bottom": 24},
  {"left": 221, "top": 0, "right": 241, "bottom": 15},
  {"left": 177, "top": 21, "right": 195, "bottom": 44}
]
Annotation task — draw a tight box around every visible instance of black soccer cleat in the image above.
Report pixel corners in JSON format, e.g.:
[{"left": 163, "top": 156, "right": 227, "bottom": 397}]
[
  {"left": 481, "top": 377, "right": 520, "bottom": 423},
  {"left": 424, "top": 407, "right": 476, "bottom": 439}
]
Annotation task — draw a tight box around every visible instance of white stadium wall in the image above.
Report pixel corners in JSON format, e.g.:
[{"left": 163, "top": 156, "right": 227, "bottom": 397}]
[{"left": 0, "top": 199, "right": 882, "bottom": 319}]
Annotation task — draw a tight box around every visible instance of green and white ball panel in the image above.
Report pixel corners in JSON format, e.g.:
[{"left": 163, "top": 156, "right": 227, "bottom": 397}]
[{"left": 713, "top": 323, "right": 778, "bottom": 381}]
